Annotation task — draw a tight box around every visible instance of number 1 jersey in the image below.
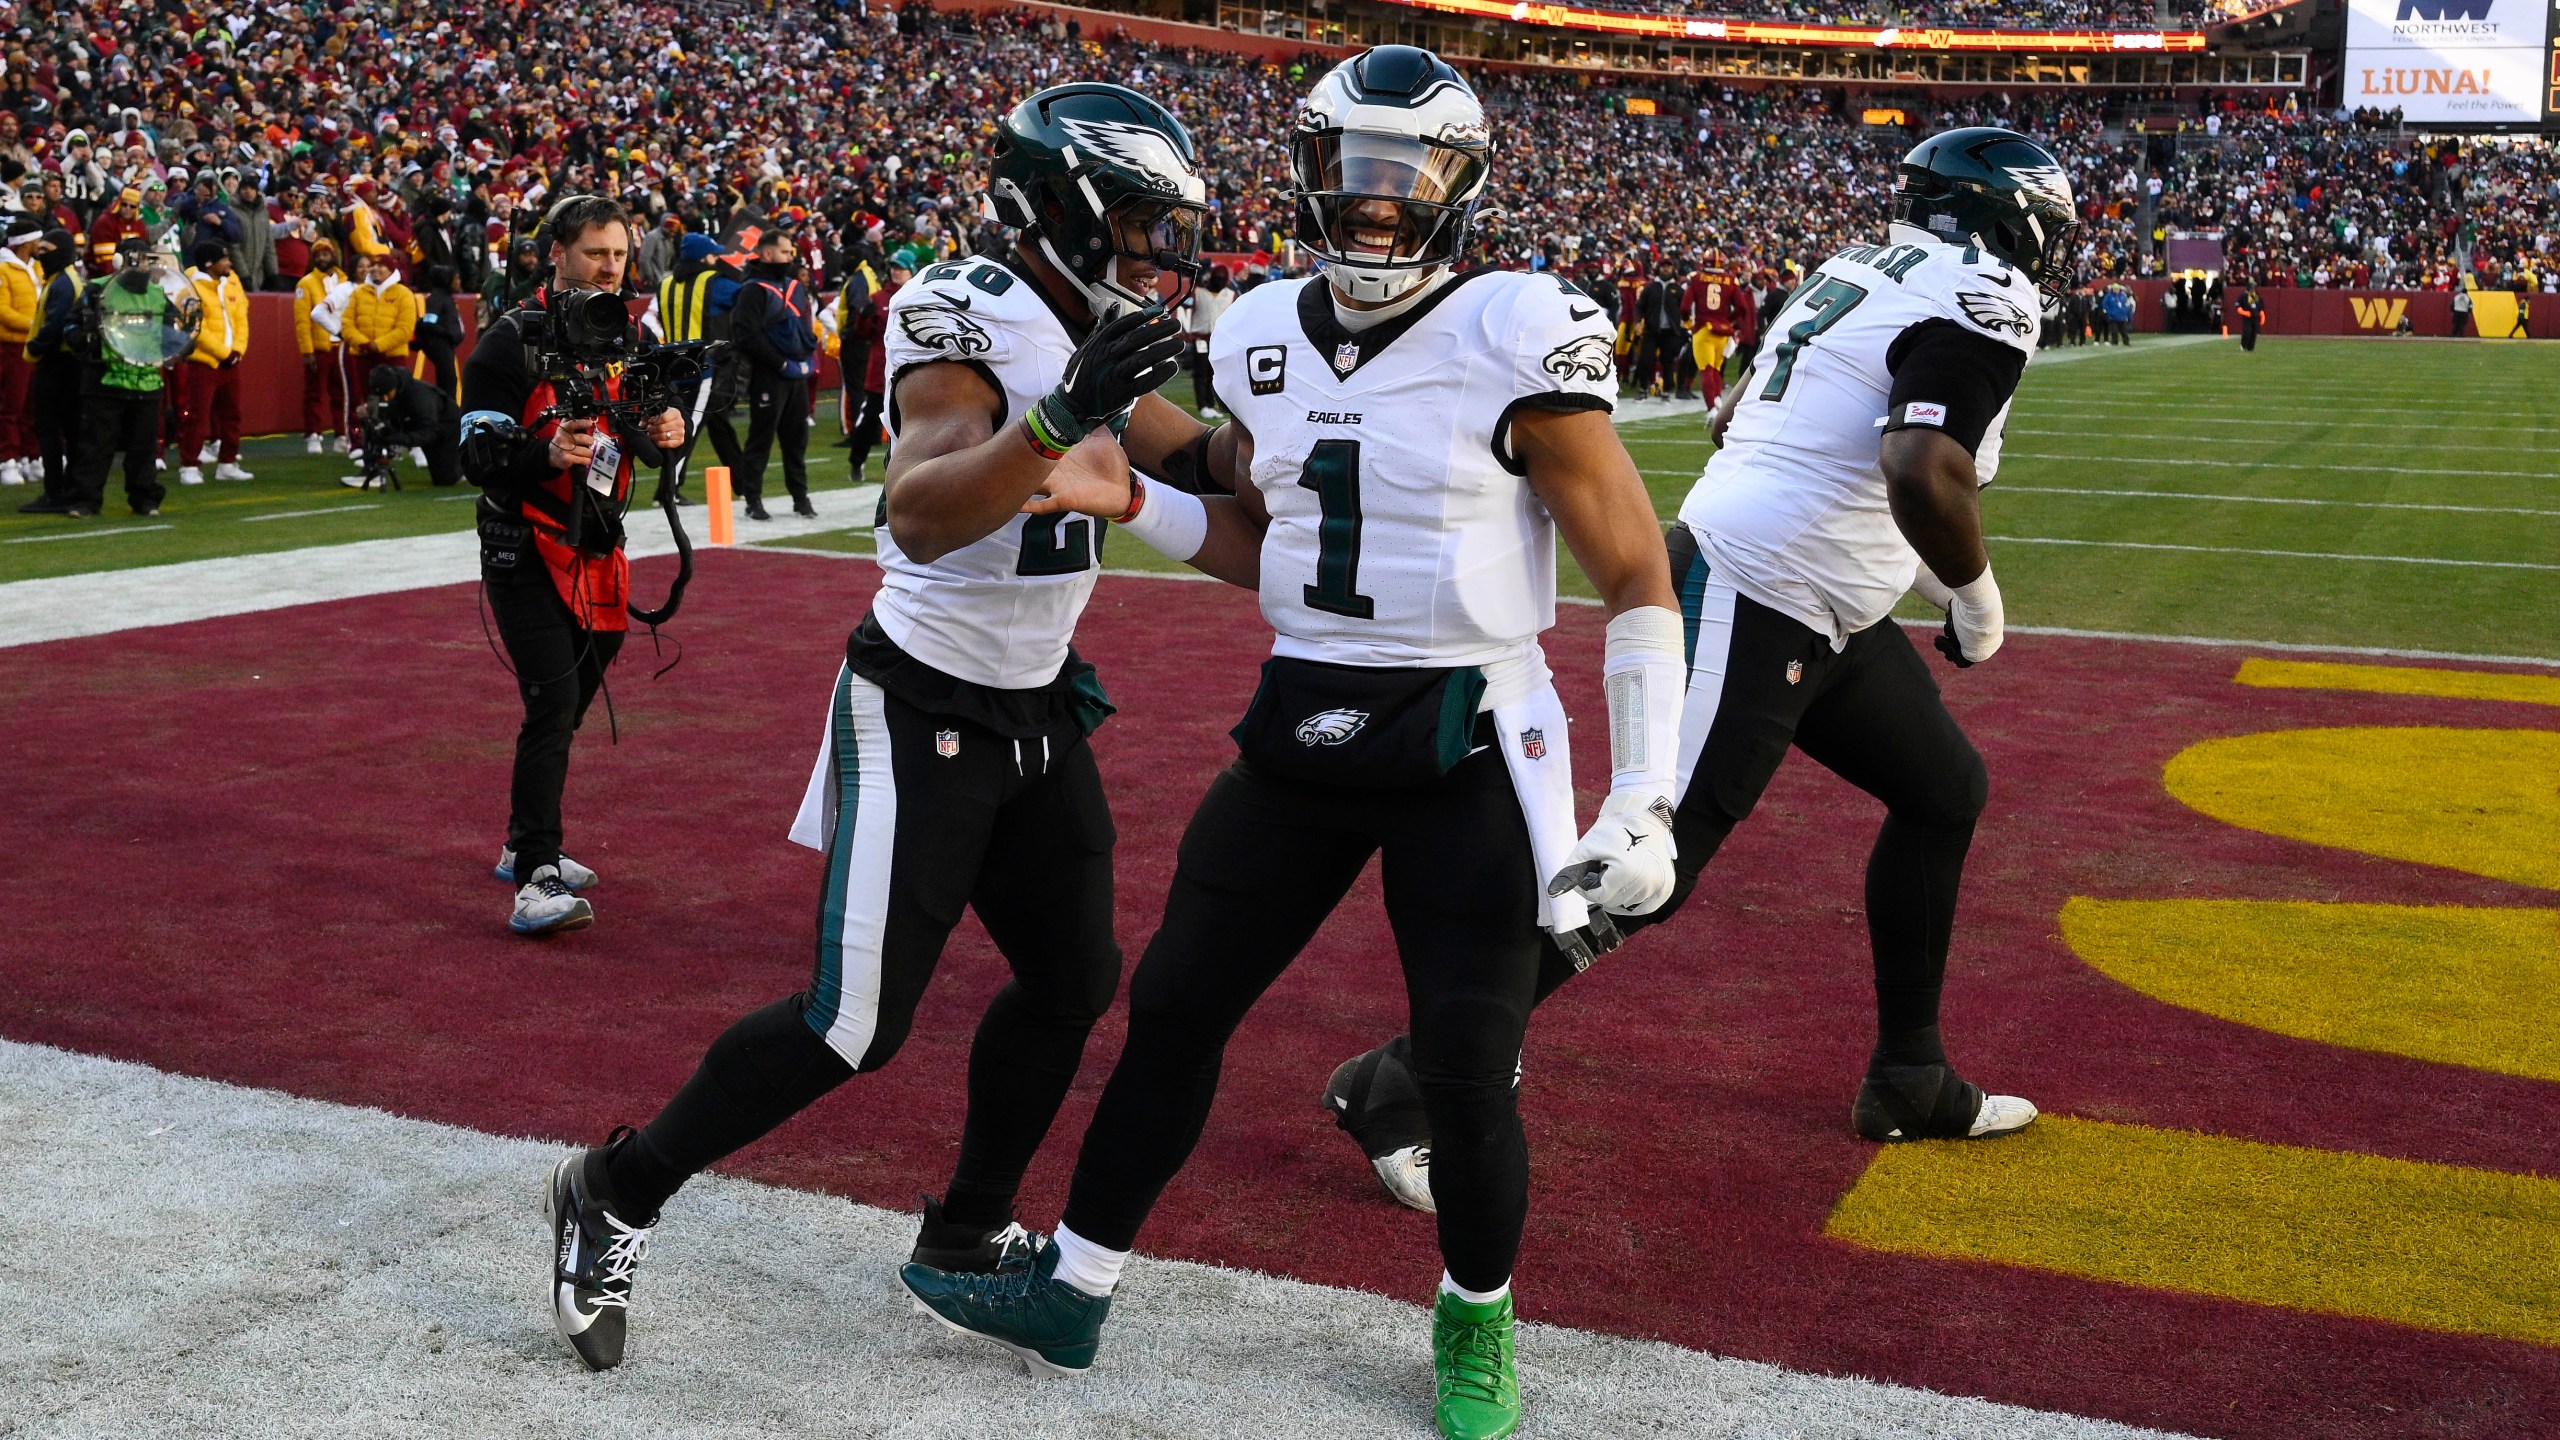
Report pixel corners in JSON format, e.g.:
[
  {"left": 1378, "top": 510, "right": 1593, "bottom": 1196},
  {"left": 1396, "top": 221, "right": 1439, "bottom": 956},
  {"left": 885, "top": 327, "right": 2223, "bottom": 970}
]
[{"left": 1208, "top": 269, "right": 1619, "bottom": 670}]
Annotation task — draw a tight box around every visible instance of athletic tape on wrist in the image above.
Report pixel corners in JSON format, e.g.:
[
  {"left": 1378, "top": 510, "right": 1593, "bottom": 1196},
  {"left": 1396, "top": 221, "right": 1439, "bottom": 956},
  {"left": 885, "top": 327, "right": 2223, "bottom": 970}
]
[
  {"left": 1114, "top": 475, "right": 1209, "bottom": 562},
  {"left": 1602, "top": 605, "right": 1686, "bottom": 793}
]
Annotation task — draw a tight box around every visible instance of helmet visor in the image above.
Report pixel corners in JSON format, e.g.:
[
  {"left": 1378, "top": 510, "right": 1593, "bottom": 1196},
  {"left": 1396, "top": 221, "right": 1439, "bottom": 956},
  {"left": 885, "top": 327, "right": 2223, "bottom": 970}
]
[
  {"left": 1110, "top": 197, "right": 1206, "bottom": 272},
  {"left": 1292, "top": 131, "right": 1485, "bottom": 268}
]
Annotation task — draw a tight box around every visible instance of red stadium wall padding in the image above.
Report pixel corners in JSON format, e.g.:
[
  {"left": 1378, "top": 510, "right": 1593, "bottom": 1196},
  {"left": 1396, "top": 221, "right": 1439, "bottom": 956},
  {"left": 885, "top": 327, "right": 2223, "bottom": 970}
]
[
  {"left": 928, "top": 0, "right": 1359, "bottom": 63},
  {"left": 2218, "top": 286, "right": 2558, "bottom": 340}
]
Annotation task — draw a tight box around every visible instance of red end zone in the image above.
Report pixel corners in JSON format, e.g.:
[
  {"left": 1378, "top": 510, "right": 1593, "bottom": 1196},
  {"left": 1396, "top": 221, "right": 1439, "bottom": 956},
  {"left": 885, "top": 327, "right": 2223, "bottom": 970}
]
[{"left": 1, "top": 548, "right": 2550, "bottom": 1438}]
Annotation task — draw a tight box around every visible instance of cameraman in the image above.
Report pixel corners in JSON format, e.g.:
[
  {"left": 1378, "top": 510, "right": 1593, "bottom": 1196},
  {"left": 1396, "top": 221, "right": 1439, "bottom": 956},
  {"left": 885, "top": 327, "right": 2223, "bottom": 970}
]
[
  {"left": 344, "top": 362, "right": 460, "bottom": 488},
  {"left": 66, "top": 238, "right": 191, "bottom": 519},
  {"left": 461, "top": 195, "right": 685, "bottom": 937}
]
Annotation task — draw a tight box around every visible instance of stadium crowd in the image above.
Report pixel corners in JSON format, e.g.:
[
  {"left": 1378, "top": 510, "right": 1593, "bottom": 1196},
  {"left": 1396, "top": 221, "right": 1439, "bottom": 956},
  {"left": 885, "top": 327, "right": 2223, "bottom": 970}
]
[{"left": 0, "top": 0, "right": 2551, "bottom": 327}]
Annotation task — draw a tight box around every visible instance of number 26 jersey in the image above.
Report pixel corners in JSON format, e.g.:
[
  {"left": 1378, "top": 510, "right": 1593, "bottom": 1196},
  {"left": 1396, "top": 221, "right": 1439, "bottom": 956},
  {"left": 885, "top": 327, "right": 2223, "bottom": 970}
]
[{"left": 1208, "top": 269, "right": 1619, "bottom": 669}]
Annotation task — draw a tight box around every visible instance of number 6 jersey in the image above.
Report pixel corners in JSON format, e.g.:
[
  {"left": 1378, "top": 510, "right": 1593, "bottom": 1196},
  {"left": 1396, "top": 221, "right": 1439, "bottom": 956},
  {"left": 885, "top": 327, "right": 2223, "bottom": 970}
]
[
  {"left": 877, "top": 256, "right": 1107, "bottom": 690},
  {"left": 1680, "top": 240, "right": 2038, "bottom": 647},
  {"left": 1208, "top": 268, "right": 1619, "bottom": 670}
]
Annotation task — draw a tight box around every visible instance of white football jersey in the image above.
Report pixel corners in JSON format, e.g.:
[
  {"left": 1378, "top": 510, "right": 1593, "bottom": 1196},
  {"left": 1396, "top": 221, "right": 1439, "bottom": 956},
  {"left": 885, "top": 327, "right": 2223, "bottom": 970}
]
[
  {"left": 1679, "top": 240, "right": 2038, "bottom": 645},
  {"left": 875, "top": 255, "right": 1100, "bottom": 690},
  {"left": 1209, "top": 269, "right": 1619, "bottom": 670}
]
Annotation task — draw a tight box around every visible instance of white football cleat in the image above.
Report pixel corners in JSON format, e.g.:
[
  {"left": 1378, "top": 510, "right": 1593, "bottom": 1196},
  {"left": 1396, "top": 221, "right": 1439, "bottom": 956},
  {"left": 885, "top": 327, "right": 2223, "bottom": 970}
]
[
  {"left": 305, "top": 433, "right": 325, "bottom": 455},
  {"left": 495, "top": 847, "right": 597, "bottom": 891},
  {"left": 510, "top": 866, "right": 594, "bottom": 937},
  {"left": 177, "top": 466, "right": 204, "bottom": 486},
  {"left": 1371, "top": 1146, "right": 1435, "bottom": 1214},
  {"left": 214, "top": 463, "right": 253, "bottom": 482}
]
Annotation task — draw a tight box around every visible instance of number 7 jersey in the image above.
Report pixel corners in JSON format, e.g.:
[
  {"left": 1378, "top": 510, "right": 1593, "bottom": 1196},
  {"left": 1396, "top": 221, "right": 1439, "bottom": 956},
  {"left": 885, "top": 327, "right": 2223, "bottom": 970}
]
[
  {"left": 1680, "top": 241, "right": 2038, "bottom": 646},
  {"left": 1208, "top": 269, "right": 1620, "bottom": 668}
]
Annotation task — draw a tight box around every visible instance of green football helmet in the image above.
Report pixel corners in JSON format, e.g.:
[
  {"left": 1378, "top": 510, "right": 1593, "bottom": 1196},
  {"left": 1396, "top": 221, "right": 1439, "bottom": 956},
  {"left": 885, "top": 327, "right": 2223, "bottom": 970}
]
[
  {"left": 987, "top": 83, "right": 1208, "bottom": 319},
  {"left": 1891, "top": 127, "right": 2081, "bottom": 294}
]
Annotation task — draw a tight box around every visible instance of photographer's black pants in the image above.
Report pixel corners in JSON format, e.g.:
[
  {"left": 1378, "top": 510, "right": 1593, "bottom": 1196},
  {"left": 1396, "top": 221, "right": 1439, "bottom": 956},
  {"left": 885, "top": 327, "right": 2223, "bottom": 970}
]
[
  {"left": 31, "top": 358, "right": 80, "bottom": 501},
  {"left": 845, "top": 387, "right": 888, "bottom": 479},
  {"left": 69, "top": 386, "right": 163, "bottom": 513},
  {"left": 602, "top": 667, "right": 1122, "bottom": 1231},
  {"left": 739, "top": 370, "right": 809, "bottom": 506},
  {"left": 482, "top": 556, "right": 623, "bottom": 883}
]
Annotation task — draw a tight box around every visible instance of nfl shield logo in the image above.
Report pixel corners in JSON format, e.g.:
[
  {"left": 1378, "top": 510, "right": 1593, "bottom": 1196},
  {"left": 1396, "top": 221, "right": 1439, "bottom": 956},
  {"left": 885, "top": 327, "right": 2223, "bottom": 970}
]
[
  {"left": 935, "top": 729, "right": 960, "bottom": 758},
  {"left": 1785, "top": 660, "right": 1804, "bottom": 686},
  {"left": 1332, "top": 340, "right": 1360, "bottom": 374},
  {"left": 1519, "top": 727, "right": 1547, "bottom": 761}
]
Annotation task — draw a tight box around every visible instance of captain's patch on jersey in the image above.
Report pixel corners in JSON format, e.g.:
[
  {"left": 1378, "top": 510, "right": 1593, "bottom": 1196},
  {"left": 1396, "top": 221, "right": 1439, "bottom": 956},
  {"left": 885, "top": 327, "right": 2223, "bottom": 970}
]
[
  {"left": 1247, "top": 345, "right": 1288, "bottom": 395},
  {"left": 1542, "top": 333, "right": 1615, "bottom": 384},
  {"left": 1956, "top": 291, "right": 2034, "bottom": 338},
  {"left": 896, "top": 296, "right": 994, "bottom": 356}
]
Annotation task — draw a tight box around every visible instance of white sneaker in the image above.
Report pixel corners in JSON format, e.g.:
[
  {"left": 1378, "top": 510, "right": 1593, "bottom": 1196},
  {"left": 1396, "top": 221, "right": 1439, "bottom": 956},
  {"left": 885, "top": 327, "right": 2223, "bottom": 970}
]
[
  {"left": 1969, "top": 1094, "right": 2040, "bottom": 1139},
  {"left": 177, "top": 466, "right": 204, "bottom": 486},
  {"left": 305, "top": 433, "right": 325, "bottom": 455},
  {"left": 1370, "top": 1145, "right": 1435, "bottom": 1214},
  {"left": 197, "top": 442, "right": 219, "bottom": 464},
  {"left": 340, "top": 474, "right": 372, "bottom": 488},
  {"left": 1199, "top": 406, "right": 1222, "bottom": 419},
  {"left": 214, "top": 463, "right": 253, "bottom": 481},
  {"left": 0, "top": 460, "right": 21, "bottom": 486},
  {"left": 409, "top": 447, "right": 427, "bottom": 467},
  {"left": 334, "top": 435, "right": 351, "bottom": 455},
  {"left": 510, "top": 865, "right": 594, "bottom": 937},
  {"left": 494, "top": 846, "right": 597, "bottom": 891},
  {"left": 346, "top": 448, "right": 364, "bottom": 464}
]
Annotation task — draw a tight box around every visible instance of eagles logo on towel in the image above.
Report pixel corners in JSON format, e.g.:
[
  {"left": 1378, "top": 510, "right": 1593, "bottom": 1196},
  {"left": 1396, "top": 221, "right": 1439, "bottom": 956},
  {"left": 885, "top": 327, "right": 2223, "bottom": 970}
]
[
  {"left": 1541, "top": 333, "right": 1616, "bottom": 384},
  {"left": 897, "top": 295, "right": 994, "bottom": 357},
  {"left": 1295, "top": 708, "right": 1369, "bottom": 746},
  {"left": 1956, "top": 290, "right": 2034, "bottom": 338}
]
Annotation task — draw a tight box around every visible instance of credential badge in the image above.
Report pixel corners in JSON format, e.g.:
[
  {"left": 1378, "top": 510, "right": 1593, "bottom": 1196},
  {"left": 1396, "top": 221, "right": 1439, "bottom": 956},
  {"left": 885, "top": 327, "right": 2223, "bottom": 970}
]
[
  {"left": 936, "top": 729, "right": 961, "bottom": 758},
  {"left": 1519, "top": 727, "right": 1547, "bottom": 761}
]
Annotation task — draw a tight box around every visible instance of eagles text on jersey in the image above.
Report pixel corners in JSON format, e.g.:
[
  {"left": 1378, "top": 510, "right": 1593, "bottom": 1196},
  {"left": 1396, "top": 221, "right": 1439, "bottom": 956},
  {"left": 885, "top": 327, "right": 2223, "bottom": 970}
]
[
  {"left": 1206, "top": 267, "right": 1618, "bottom": 671},
  {"left": 875, "top": 256, "right": 1111, "bottom": 690},
  {"left": 1680, "top": 241, "right": 2037, "bottom": 647}
]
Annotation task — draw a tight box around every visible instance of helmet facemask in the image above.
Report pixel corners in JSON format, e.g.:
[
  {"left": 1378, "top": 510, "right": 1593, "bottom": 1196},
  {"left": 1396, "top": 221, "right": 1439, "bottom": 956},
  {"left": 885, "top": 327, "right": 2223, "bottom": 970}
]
[
  {"left": 1292, "top": 127, "right": 1488, "bottom": 304},
  {"left": 1035, "top": 186, "right": 1208, "bottom": 322}
]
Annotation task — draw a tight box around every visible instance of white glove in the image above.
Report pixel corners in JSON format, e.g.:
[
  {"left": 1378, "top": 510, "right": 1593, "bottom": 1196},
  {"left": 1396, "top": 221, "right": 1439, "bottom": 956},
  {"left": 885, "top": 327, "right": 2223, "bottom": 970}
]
[
  {"left": 1550, "top": 790, "right": 1678, "bottom": 917},
  {"left": 1933, "top": 566, "right": 2004, "bottom": 668}
]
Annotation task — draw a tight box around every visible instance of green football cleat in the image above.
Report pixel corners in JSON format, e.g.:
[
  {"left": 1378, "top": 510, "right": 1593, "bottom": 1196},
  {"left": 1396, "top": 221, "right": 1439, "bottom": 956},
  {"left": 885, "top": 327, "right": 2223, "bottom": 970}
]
[
  {"left": 900, "top": 1238, "right": 1112, "bottom": 1376},
  {"left": 1432, "top": 1289, "right": 1522, "bottom": 1440}
]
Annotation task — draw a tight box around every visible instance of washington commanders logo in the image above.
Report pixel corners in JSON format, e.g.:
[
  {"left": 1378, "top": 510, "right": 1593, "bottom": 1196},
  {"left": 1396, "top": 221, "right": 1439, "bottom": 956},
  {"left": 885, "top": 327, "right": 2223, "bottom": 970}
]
[
  {"left": 1295, "top": 709, "right": 1369, "bottom": 746},
  {"left": 1541, "top": 334, "right": 1615, "bottom": 384},
  {"left": 1957, "top": 290, "right": 2035, "bottom": 338},
  {"left": 897, "top": 296, "right": 993, "bottom": 357}
]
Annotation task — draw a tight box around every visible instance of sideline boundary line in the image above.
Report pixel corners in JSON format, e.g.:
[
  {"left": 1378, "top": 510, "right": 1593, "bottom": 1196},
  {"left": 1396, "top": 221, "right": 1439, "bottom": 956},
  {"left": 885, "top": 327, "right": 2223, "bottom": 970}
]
[{"left": 1985, "top": 533, "right": 2558, "bottom": 571}]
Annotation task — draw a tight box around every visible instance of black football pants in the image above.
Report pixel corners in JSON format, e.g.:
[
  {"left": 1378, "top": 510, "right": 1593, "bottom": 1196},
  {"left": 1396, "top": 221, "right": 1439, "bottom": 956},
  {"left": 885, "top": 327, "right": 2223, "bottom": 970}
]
[
  {"left": 482, "top": 556, "right": 624, "bottom": 885},
  {"left": 1063, "top": 746, "right": 1543, "bottom": 1293},
  {"left": 1538, "top": 525, "right": 1988, "bottom": 1045},
  {"left": 605, "top": 667, "right": 1122, "bottom": 1230}
]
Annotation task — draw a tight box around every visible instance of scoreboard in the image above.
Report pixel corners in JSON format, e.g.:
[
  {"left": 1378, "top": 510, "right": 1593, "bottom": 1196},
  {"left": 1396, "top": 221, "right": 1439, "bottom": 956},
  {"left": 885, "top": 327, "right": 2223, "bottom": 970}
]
[{"left": 2342, "top": 0, "right": 2559, "bottom": 126}]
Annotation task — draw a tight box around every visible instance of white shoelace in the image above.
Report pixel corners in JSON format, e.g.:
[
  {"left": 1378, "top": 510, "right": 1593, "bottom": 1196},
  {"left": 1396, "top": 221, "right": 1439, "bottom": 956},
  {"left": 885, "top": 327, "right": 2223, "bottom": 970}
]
[{"left": 589, "top": 1213, "right": 653, "bottom": 1307}]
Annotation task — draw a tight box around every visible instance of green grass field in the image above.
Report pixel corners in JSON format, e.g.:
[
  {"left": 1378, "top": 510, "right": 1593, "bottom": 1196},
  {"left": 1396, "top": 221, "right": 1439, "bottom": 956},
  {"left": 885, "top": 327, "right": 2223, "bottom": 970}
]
[{"left": 9, "top": 336, "right": 2555, "bottom": 659}]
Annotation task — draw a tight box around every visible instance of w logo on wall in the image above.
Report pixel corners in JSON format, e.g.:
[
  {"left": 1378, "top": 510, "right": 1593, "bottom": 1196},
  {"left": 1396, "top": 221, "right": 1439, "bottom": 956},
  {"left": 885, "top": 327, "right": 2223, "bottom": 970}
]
[
  {"left": 2393, "top": 0, "right": 2491, "bottom": 18},
  {"left": 2349, "top": 297, "right": 2409, "bottom": 329}
]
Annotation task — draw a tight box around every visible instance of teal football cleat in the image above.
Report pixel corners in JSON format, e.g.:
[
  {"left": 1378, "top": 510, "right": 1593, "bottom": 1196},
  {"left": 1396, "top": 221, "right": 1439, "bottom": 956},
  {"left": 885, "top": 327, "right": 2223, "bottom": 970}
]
[
  {"left": 901, "top": 1239, "right": 1111, "bottom": 1376},
  {"left": 1433, "top": 1289, "right": 1522, "bottom": 1440}
]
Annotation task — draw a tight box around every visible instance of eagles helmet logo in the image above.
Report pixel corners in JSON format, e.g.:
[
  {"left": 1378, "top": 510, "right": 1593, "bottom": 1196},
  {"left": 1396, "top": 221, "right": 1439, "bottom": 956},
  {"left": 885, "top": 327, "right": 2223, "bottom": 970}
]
[
  {"left": 1957, "top": 290, "right": 2035, "bottom": 338},
  {"left": 1542, "top": 333, "right": 1616, "bottom": 384},
  {"left": 1295, "top": 708, "right": 1370, "bottom": 746},
  {"left": 897, "top": 296, "right": 994, "bottom": 357},
  {"left": 1056, "top": 116, "right": 1195, "bottom": 197}
]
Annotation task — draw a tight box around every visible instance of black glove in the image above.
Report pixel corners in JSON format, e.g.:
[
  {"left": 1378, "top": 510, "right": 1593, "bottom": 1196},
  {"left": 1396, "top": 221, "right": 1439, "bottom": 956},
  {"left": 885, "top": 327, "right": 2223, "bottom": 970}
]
[
  {"left": 1039, "top": 305, "right": 1186, "bottom": 438},
  {"left": 1934, "top": 614, "right": 1974, "bottom": 669}
]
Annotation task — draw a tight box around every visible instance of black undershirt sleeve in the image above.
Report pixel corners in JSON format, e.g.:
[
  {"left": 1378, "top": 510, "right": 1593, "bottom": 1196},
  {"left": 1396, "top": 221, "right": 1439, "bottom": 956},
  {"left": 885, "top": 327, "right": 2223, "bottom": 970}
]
[{"left": 1881, "top": 319, "right": 2027, "bottom": 455}]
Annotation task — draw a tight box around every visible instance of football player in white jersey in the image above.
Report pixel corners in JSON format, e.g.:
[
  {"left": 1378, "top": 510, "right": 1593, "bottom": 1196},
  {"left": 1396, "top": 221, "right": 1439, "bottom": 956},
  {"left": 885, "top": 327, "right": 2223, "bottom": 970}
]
[
  {"left": 1323, "top": 127, "right": 2071, "bottom": 1210},
  {"left": 900, "top": 48, "right": 1685, "bottom": 1440},
  {"left": 537, "top": 83, "right": 1235, "bottom": 1372}
]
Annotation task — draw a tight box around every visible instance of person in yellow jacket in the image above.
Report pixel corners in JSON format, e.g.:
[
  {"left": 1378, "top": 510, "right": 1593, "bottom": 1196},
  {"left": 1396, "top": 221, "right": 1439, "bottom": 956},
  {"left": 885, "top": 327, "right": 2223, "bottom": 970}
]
[
  {"left": 176, "top": 240, "right": 254, "bottom": 484},
  {"left": 341, "top": 251, "right": 418, "bottom": 456},
  {"left": 0, "top": 221, "right": 43, "bottom": 486},
  {"left": 296, "top": 238, "right": 356, "bottom": 454}
]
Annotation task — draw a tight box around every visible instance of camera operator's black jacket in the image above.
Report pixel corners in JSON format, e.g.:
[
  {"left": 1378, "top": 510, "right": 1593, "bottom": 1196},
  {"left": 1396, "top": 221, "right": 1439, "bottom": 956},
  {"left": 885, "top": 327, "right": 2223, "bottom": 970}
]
[
  {"left": 372, "top": 373, "right": 458, "bottom": 450},
  {"left": 461, "top": 288, "right": 670, "bottom": 631}
]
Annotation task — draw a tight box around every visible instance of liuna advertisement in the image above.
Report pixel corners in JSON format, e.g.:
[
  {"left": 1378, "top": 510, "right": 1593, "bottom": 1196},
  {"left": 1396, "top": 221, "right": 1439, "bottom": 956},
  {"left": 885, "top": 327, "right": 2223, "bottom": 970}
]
[{"left": 2343, "top": 0, "right": 2553, "bottom": 125}]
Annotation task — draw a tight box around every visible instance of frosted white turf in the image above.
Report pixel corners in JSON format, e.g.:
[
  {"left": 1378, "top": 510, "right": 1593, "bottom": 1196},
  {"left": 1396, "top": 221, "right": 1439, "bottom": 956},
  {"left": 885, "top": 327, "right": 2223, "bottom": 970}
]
[{"left": 0, "top": 1038, "right": 2190, "bottom": 1440}]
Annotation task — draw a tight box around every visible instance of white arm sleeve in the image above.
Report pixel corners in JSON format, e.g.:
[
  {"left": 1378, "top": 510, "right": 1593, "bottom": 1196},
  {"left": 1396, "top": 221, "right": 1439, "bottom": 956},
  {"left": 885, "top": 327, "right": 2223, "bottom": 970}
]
[
  {"left": 1114, "top": 477, "right": 1209, "bottom": 564},
  {"left": 1603, "top": 605, "right": 1686, "bottom": 795}
]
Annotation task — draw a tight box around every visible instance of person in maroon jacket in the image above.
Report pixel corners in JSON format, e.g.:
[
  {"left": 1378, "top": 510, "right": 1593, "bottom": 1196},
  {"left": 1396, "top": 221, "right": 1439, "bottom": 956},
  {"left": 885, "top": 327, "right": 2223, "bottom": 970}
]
[{"left": 844, "top": 252, "right": 904, "bottom": 482}]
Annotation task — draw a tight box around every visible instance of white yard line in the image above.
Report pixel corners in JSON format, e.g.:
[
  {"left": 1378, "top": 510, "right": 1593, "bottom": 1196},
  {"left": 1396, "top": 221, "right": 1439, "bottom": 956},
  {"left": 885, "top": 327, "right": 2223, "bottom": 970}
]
[
  {"left": 2014, "top": 401, "right": 2555, "bottom": 431},
  {"left": 240, "top": 504, "right": 383, "bottom": 523},
  {"left": 0, "top": 1038, "right": 2189, "bottom": 1440},
  {"left": 2003, "top": 451, "right": 2552, "bottom": 479},
  {"left": 3, "top": 522, "right": 175, "bottom": 544},
  {"left": 2003, "top": 427, "right": 2559, "bottom": 454},
  {"left": 1991, "top": 485, "right": 2560, "bottom": 517},
  {"left": 1986, "top": 534, "right": 2560, "bottom": 570}
]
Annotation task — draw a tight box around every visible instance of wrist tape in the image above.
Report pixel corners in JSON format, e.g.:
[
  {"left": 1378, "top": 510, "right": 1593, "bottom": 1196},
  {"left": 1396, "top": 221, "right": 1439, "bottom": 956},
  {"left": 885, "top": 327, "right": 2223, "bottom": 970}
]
[
  {"left": 1113, "top": 476, "right": 1209, "bottom": 562},
  {"left": 1602, "top": 605, "right": 1687, "bottom": 794}
]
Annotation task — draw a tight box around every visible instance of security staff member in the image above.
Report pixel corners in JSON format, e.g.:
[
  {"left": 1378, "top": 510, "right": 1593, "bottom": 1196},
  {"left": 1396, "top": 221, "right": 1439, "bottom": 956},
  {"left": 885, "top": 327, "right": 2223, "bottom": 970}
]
[
  {"left": 654, "top": 232, "right": 744, "bottom": 496},
  {"left": 728, "top": 227, "right": 820, "bottom": 520},
  {"left": 461, "top": 195, "right": 686, "bottom": 937}
]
